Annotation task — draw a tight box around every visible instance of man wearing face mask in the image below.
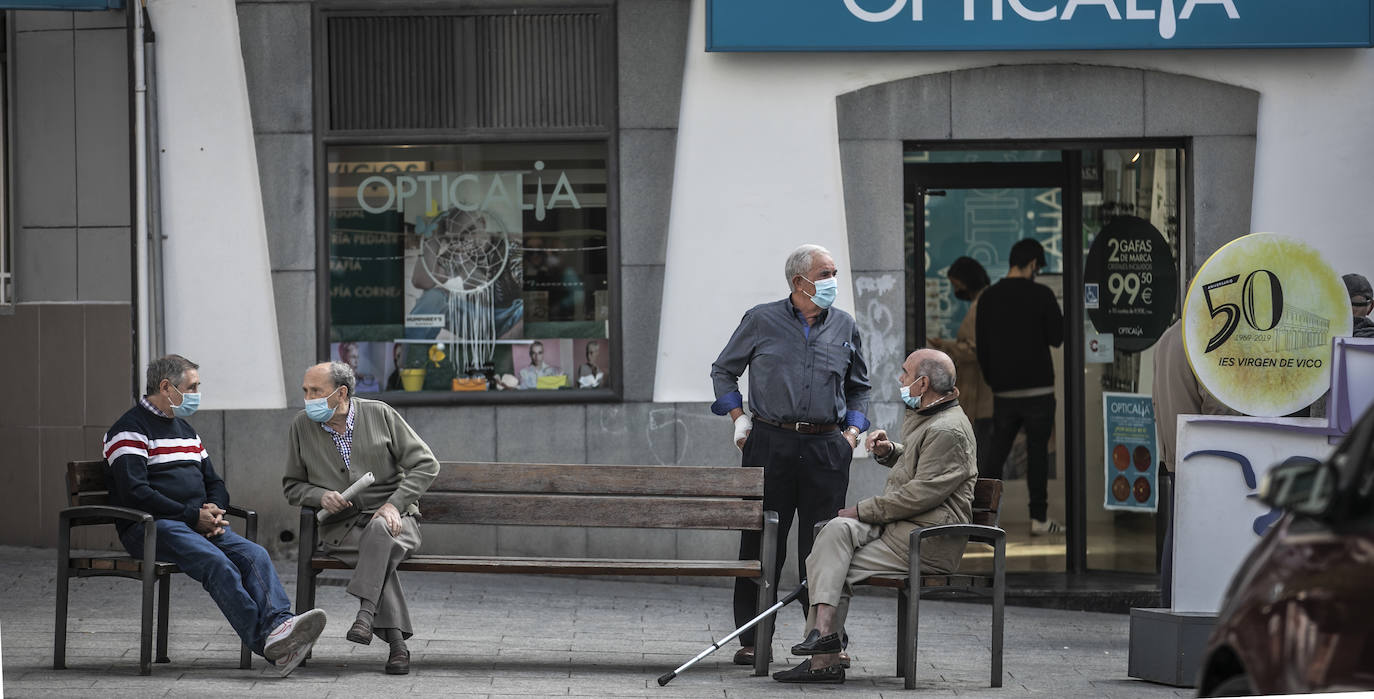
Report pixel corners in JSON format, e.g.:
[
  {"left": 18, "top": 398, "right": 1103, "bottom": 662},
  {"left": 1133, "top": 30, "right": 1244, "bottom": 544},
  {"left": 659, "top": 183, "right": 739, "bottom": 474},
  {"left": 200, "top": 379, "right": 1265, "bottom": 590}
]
[
  {"left": 710, "top": 243, "right": 872, "bottom": 668},
  {"left": 975, "top": 238, "right": 1065, "bottom": 536},
  {"left": 283, "top": 361, "right": 440, "bottom": 675},
  {"left": 774, "top": 348, "right": 977, "bottom": 683},
  {"left": 103, "top": 355, "right": 327, "bottom": 677}
]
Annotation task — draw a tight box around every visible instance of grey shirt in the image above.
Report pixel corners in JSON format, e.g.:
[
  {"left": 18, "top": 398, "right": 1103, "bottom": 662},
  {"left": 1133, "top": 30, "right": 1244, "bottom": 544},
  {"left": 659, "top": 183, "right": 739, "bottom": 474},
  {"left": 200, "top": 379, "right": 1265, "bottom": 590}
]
[{"left": 710, "top": 298, "right": 872, "bottom": 429}]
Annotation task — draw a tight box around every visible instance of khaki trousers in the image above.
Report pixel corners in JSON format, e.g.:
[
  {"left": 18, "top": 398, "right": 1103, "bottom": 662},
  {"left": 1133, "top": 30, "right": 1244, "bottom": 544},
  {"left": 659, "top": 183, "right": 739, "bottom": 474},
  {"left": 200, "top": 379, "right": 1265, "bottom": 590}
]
[
  {"left": 323, "top": 514, "right": 422, "bottom": 639},
  {"left": 804, "top": 518, "right": 908, "bottom": 634}
]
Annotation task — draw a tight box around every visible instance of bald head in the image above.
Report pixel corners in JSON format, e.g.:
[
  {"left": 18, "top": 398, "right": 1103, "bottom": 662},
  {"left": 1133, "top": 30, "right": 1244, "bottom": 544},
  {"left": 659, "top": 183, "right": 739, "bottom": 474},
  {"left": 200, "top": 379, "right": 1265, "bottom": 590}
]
[{"left": 901, "top": 348, "right": 956, "bottom": 404}]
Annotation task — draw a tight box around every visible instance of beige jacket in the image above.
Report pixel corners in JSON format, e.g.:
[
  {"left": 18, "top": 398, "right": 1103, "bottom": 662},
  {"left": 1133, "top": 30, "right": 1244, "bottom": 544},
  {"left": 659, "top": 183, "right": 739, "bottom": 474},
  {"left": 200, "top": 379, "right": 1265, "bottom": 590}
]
[
  {"left": 1152, "top": 321, "right": 1234, "bottom": 472},
  {"left": 283, "top": 398, "right": 440, "bottom": 548},
  {"left": 935, "top": 291, "right": 993, "bottom": 421},
  {"left": 860, "top": 399, "right": 979, "bottom": 574}
]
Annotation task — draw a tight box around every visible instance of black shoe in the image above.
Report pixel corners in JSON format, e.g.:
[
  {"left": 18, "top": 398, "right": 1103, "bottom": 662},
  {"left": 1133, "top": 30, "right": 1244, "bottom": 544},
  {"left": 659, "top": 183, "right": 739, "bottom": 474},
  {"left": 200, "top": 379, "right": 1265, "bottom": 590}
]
[
  {"left": 791, "top": 629, "right": 842, "bottom": 656},
  {"left": 732, "top": 646, "right": 754, "bottom": 666},
  {"left": 346, "top": 617, "right": 373, "bottom": 645},
  {"left": 385, "top": 646, "right": 410, "bottom": 675},
  {"left": 772, "top": 659, "right": 844, "bottom": 683}
]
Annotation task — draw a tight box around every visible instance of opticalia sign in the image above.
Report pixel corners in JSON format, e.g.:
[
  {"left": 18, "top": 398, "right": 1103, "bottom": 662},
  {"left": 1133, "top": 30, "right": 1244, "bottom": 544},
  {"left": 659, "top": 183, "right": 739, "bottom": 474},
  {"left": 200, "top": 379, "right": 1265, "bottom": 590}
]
[{"left": 706, "top": 0, "right": 1374, "bottom": 51}]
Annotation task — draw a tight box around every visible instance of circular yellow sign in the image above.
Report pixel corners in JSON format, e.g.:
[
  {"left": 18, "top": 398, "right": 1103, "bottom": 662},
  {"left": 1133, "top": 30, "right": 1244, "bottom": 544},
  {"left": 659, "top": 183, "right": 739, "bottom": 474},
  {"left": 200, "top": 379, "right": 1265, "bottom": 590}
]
[{"left": 1183, "top": 233, "right": 1352, "bottom": 417}]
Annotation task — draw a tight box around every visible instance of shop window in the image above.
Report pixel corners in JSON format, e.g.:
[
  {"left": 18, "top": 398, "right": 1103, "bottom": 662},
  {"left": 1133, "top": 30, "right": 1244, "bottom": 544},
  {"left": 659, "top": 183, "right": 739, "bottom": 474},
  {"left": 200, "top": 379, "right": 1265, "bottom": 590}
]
[
  {"left": 326, "top": 142, "right": 609, "bottom": 395},
  {"left": 318, "top": 9, "right": 616, "bottom": 400}
]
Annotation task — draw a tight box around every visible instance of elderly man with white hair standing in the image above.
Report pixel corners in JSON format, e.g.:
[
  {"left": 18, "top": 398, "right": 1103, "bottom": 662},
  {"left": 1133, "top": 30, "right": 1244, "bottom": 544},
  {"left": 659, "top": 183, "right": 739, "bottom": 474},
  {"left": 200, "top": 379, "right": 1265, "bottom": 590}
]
[{"left": 710, "top": 243, "right": 873, "bottom": 668}]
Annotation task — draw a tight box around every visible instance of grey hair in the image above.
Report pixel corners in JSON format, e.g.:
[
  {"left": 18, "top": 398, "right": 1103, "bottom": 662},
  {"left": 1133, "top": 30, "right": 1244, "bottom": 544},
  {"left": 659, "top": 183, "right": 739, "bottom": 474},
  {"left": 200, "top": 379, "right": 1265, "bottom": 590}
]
[
  {"left": 145, "top": 354, "right": 199, "bottom": 394},
  {"left": 326, "top": 361, "right": 357, "bottom": 395},
  {"left": 784, "top": 244, "right": 832, "bottom": 286},
  {"left": 916, "top": 355, "right": 956, "bottom": 394}
]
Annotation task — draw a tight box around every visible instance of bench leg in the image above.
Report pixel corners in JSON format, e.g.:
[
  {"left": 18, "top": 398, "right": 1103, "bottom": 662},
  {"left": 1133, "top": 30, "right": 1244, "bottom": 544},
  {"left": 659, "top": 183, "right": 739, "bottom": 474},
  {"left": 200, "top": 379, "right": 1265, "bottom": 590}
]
[
  {"left": 904, "top": 584, "right": 920, "bottom": 690},
  {"left": 53, "top": 546, "right": 70, "bottom": 670},
  {"left": 156, "top": 575, "right": 171, "bottom": 663},
  {"left": 895, "top": 588, "right": 908, "bottom": 677},
  {"left": 753, "top": 512, "right": 779, "bottom": 677},
  {"left": 140, "top": 565, "right": 155, "bottom": 675},
  {"left": 992, "top": 539, "right": 1006, "bottom": 688}
]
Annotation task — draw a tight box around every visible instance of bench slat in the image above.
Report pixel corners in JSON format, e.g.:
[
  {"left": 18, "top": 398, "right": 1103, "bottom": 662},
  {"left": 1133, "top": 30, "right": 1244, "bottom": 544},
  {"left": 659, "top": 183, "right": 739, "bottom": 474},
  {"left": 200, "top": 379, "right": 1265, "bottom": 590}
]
[
  {"left": 421, "top": 493, "right": 763, "bottom": 530},
  {"left": 312, "top": 554, "right": 762, "bottom": 577},
  {"left": 859, "top": 574, "right": 995, "bottom": 589},
  {"left": 429, "top": 463, "right": 764, "bottom": 497}
]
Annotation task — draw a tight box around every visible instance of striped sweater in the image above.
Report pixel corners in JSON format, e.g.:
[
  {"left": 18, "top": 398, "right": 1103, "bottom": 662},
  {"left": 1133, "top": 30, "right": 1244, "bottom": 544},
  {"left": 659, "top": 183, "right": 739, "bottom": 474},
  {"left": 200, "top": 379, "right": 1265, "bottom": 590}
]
[{"left": 103, "top": 402, "right": 229, "bottom": 533}]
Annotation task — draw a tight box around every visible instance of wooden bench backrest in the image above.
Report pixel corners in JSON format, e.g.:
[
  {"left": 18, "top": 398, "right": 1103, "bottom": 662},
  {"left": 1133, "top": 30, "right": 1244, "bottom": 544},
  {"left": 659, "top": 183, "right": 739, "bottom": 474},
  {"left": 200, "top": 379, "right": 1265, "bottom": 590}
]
[
  {"left": 420, "top": 462, "right": 765, "bottom": 530},
  {"left": 67, "top": 460, "right": 112, "bottom": 508},
  {"left": 972, "top": 478, "right": 1003, "bottom": 528}
]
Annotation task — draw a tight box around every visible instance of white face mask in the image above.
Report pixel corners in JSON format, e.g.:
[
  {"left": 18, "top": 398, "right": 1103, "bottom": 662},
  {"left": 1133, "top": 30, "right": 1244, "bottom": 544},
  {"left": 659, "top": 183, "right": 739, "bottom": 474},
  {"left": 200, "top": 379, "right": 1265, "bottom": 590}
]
[{"left": 899, "top": 377, "right": 924, "bottom": 410}]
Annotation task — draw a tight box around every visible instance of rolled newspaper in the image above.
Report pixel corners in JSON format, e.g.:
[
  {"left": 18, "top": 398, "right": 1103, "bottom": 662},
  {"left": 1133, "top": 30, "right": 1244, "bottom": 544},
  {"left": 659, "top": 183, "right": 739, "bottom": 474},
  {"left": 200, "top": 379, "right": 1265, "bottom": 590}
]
[{"left": 317, "top": 471, "right": 375, "bottom": 522}]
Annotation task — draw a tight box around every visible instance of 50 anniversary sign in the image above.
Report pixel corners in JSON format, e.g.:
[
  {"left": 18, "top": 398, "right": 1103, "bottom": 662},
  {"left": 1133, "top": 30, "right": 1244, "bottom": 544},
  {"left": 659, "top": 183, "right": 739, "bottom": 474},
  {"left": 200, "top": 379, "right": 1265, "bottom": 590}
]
[{"left": 1183, "top": 233, "right": 1351, "bottom": 417}]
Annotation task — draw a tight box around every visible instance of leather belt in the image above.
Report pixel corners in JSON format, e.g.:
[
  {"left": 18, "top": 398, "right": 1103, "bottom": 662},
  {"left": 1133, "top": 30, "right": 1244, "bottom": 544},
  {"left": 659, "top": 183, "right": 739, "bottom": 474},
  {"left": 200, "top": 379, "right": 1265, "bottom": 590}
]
[{"left": 752, "top": 415, "right": 841, "bottom": 434}]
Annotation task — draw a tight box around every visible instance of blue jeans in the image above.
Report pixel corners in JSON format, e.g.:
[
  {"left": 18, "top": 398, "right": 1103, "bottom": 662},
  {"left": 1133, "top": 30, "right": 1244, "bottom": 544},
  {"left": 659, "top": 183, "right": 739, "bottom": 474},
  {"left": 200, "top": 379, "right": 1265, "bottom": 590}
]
[{"left": 119, "top": 520, "right": 293, "bottom": 656}]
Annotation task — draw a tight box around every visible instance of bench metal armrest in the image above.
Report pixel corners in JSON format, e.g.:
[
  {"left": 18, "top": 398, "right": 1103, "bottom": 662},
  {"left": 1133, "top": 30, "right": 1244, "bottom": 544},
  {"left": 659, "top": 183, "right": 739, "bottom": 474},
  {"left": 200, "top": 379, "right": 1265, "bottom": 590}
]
[
  {"left": 911, "top": 523, "right": 1005, "bottom": 546},
  {"left": 909, "top": 523, "right": 1007, "bottom": 584},
  {"left": 225, "top": 505, "right": 258, "bottom": 543},
  {"left": 59, "top": 505, "right": 154, "bottom": 528}
]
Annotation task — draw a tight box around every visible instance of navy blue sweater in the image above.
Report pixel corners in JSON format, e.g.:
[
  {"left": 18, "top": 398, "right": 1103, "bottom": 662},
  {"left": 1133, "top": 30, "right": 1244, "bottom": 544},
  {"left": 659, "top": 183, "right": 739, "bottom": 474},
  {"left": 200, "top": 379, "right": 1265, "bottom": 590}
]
[{"left": 102, "top": 402, "right": 229, "bottom": 534}]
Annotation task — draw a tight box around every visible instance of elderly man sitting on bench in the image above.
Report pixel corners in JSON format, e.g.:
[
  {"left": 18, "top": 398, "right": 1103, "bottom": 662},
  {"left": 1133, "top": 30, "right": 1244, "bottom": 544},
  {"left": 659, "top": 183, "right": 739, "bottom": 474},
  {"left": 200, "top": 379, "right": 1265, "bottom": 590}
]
[{"left": 774, "top": 348, "right": 979, "bottom": 684}]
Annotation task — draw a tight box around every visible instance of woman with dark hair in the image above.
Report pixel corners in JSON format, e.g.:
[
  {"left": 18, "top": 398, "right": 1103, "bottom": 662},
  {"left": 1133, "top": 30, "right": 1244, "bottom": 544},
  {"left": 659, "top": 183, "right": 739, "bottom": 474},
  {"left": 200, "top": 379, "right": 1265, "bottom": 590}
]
[{"left": 927, "top": 256, "right": 994, "bottom": 459}]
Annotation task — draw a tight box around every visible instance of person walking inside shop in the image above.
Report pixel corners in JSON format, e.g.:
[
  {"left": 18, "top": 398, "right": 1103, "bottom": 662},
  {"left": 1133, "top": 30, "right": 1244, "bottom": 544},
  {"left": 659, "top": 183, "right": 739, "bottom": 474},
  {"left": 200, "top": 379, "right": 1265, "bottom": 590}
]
[
  {"left": 975, "top": 238, "right": 1065, "bottom": 536},
  {"left": 283, "top": 361, "right": 440, "bottom": 675},
  {"left": 926, "top": 256, "right": 995, "bottom": 461},
  {"left": 709, "top": 243, "right": 873, "bottom": 667},
  {"left": 103, "top": 355, "right": 327, "bottom": 677},
  {"left": 774, "top": 348, "right": 976, "bottom": 684}
]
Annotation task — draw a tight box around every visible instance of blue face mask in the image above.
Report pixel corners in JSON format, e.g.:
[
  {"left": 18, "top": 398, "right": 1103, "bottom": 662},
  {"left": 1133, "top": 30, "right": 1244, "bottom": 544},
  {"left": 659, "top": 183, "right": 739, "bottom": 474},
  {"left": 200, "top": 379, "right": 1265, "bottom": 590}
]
[
  {"left": 899, "top": 377, "right": 924, "bottom": 410},
  {"left": 170, "top": 385, "right": 200, "bottom": 418},
  {"left": 305, "top": 386, "right": 343, "bottom": 423},
  {"left": 806, "top": 276, "right": 838, "bottom": 309}
]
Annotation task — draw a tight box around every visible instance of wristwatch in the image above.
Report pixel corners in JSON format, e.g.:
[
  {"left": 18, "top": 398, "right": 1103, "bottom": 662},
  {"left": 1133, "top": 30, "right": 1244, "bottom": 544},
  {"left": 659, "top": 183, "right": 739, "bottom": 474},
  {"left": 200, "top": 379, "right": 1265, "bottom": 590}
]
[{"left": 843, "top": 426, "right": 860, "bottom": 439}]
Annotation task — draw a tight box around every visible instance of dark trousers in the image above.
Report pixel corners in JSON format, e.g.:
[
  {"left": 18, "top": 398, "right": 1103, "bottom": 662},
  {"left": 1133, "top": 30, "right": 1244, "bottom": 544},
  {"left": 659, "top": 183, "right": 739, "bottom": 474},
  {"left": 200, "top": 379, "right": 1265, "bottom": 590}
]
[
  {"left": 981, "top": 393, "right": 1056, "bottom": 521},
  {"left": 733, "top": 421, "right": 852, "bottom": 647}
]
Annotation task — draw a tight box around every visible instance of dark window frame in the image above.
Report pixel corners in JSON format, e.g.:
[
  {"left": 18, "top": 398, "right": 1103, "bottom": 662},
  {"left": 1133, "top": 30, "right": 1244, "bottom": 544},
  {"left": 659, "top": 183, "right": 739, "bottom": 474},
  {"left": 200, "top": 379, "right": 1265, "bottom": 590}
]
[{"left": 312, "top": 3, "right": 621, "bottom": 406}]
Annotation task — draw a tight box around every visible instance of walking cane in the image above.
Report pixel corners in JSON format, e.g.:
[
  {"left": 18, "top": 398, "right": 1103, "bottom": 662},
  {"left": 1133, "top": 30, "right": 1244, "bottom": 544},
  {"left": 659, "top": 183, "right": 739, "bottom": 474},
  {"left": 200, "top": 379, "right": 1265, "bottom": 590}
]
[{"left": 657, "top": 580, "right": 807, "bottom": 686}]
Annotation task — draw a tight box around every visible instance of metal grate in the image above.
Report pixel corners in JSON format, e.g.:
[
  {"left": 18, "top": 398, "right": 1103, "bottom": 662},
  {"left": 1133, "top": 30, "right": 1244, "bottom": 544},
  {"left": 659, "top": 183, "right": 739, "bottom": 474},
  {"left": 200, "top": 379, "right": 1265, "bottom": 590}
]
[{"left": 326, "top": 12, "right": 609, "bottom": 132}]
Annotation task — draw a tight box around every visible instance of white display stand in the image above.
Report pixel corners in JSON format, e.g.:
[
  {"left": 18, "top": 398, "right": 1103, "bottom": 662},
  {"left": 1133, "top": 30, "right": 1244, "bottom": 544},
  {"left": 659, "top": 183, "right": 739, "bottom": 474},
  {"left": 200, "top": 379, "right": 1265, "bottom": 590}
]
[{"left": 1129, "top": 336, "right": 1374, "bottom": 685}]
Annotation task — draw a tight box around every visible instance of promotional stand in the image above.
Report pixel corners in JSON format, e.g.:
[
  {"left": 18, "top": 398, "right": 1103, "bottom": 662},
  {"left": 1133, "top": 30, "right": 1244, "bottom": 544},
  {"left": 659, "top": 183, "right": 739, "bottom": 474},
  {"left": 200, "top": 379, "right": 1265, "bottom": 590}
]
[{"left": 1126, "top": 233, "right": 1371, "bottom": 687}]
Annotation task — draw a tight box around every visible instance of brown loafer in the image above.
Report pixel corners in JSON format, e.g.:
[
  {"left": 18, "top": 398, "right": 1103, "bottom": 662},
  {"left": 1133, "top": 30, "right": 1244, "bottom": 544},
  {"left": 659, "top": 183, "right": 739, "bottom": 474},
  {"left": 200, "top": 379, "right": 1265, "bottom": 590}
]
[
  {"left": 732, "top": 646, "right": 754, "bottom": 666},
  {"left": 385, "top": 646, "right": 410, "bottom": 675},
  {"left": 346, "top": 618, "right": 373, "bottom": 645}
]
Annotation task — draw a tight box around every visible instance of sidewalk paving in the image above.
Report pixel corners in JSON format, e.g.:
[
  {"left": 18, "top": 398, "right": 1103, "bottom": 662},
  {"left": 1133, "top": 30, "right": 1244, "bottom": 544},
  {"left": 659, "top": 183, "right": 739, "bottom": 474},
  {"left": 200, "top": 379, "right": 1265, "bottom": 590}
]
[{"left": 1, "top": 545, "right": 1191, "bottom": 698}]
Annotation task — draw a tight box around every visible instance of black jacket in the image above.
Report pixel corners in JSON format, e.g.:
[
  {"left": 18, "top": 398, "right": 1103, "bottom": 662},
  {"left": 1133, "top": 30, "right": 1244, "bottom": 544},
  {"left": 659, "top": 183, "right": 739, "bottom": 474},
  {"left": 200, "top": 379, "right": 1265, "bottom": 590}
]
[{"left": 975, "top": 277, "right": 1064, "bottom": 392}]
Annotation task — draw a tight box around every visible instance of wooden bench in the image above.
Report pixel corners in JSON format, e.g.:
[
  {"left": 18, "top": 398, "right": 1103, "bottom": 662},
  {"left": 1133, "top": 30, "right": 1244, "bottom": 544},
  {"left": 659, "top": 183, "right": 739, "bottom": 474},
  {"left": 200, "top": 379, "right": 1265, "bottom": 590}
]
[
  {"left": 295, "top": 461, "right": 780, "bottom": 675},
  {"left": 855, "top": 478, "right": 1005, "bottom": 689},
  {"left": 55, "top": 460, "right": 257, "bottom": 675}
]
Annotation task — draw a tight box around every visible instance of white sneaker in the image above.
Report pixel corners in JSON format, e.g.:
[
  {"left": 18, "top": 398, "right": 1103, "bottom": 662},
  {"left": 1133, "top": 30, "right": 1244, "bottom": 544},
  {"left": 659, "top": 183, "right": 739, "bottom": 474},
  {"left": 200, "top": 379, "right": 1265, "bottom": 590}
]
[
  {"left": 276, "top": 641, "right": 313, "bottom": 678},
  {"left": 1030, "top": 518, "right": 1065, "bottom": 536},
  {"left": 264, "top": 608, "right": 328, "bottom": 663}
]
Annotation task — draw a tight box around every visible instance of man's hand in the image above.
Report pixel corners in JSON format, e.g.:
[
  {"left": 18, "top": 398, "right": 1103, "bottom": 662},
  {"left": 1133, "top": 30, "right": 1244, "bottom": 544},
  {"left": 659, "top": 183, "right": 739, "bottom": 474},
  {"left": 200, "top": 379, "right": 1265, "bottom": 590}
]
[
  {"left": 837, "top": 506, "right": 859, "bottom": 520},
  {"left": 865, "top": 429, "right": 894, "bottom": 458},
  {"left": 842, "top": 427, "right": 859, "bottom": 450},
  {"left": 733, "top": 414, "right": 753, "bottom": 450},
  {"left": 320, "top": 490, "right": 352, "bottom": 514},
  {"left": 372, "top": 502, "right": 403, "bottom": 536},
  {"left": 196, "top": 503, "right": 228, "bottom": 537}
]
